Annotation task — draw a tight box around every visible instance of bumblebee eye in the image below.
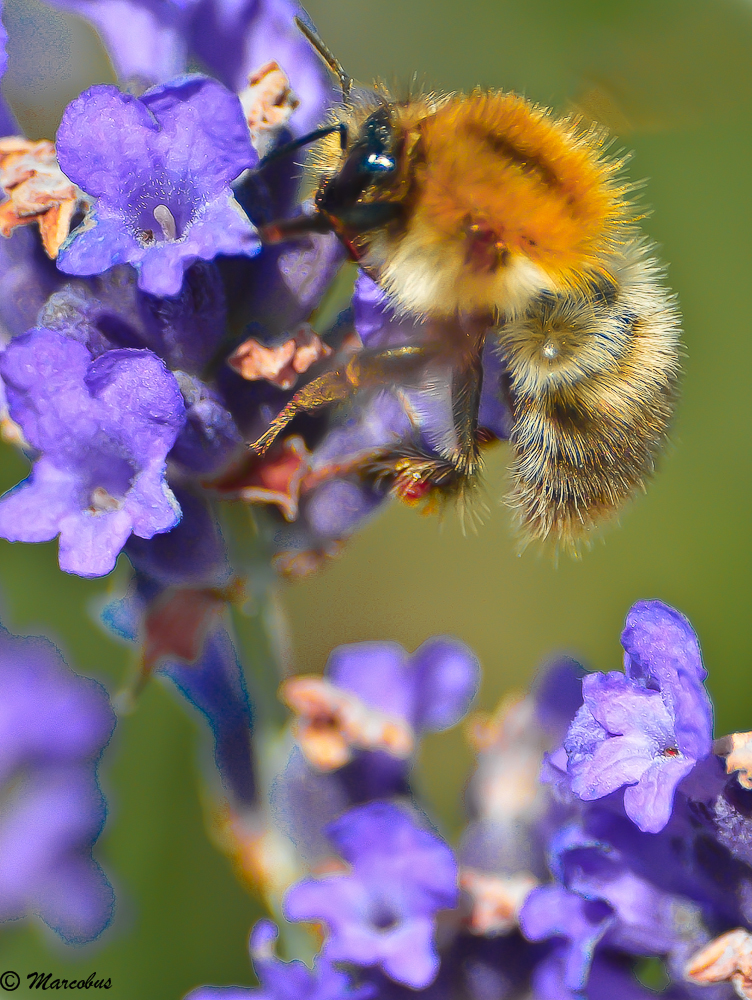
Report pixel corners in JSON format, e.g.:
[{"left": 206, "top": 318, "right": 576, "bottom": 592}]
[{"left": 363, "top": 151, "right": 396, "bottom": 174}]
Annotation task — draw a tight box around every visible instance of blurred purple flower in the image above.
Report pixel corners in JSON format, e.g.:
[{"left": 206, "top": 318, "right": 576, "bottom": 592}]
[
  {"left": 562, "top": 601, "right": 713, "bottom": 833},
  {"left": 161, "top": 627, "right": 255, "bottom": 809},
  {"left": 284, "top": 801, "right": 458, "bottom": 988},
  {"left": 0, "top": 625, "right": 115, "bottom": 943},
  {"left": 56, "top": 77, "right": 259, "bottom": 297},
  {"left": 46, "top": 0, "right": 331, "bottom": 135},
  {"left": 0, "top": 328, "right": 185, "bottom": 577},
  {"left": 520, "top": 884, "right": 613, "bottom": 992},
  {"left": 125, "top": 487, "right": 229, "bottom": 589},
  {"left": 185, "top": 918, "right": 374, "bottom": 1000},
  {"left": 326, "top": 636, "right": 480, "bottom": 735}
]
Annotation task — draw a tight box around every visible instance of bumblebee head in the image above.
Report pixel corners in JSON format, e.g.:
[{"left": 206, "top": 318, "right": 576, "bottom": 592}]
[{"left": 314, "top": 106, "right": 406, "bottom": 236}]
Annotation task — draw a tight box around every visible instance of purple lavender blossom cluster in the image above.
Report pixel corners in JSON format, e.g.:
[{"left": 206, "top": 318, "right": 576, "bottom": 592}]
[
  {"left": 184, "top": 601, "right": 752, "bottom": 1000},
  {"left": 0, "top": 0, "right": 515, "bottom": 604}
]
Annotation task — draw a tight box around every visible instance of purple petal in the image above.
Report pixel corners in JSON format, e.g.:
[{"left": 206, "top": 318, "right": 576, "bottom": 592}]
[
  {"left": 85, "top": 348, "right": 185, "bottom": 459},
  {"left": 57, "top": 507, "right": 134, "bottom": 578},
  {"left": 410, "top": 636, "right": 480, "bottom": 732},
  {"left": 141, "top": 75, "right": 258, "bottom": 191},
  {"left": 0, "top": 462, "right": 76, "bottom": 544},
  {"left": 56, "top": 213, "right": 143, "bottom": 279},
  {"left": 46, "top": 1, "right": 188, "bottom": 83},
  {"left": 569, "top": 734, "right": 654, "bottom": 800},
  {"left": 326, "top": 643, "right": 412, "bottom": 721},
  {"left": 284, "top": 875, "right": 371, "bottom": 938},
  {"left": 622, "top": 600, "right": 713, "bottom": 761},
  {"left": 124, "top": 470, "right": 181, "bottom": 538},
  {"left": 582, "top": 672, "right": 673, "bottom": 741},
  {"left": 0, "top": 767, "right": 114, "bottom": 944},
  {"left": 520, "top": 885, "right": 612, "bottom": 991},
  {"left": 0, "top": 331, "right": 185, "bottom": 577},
  {"left": 326, "top": 802, "right": 458, "bottom": 912},
  {"left": 284, "top": 803, "right": 456, "bottom": 988},
  {"left": 57, "top": 85, "right": 161, "bottom": 200},
  {"left": 374, "top": 917, "right": 439, "bottom": 989},
  {"left": 0, "top": 630, "right": 115, "bottom": 780},
  {"left": 622, "top": 755, "right": 696, "bottom": 834}
]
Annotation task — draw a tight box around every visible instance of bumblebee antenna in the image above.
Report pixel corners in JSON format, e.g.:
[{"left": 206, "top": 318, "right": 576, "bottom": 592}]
[{"left": 294, "top": 16, "right": 352, "bottom": 101}]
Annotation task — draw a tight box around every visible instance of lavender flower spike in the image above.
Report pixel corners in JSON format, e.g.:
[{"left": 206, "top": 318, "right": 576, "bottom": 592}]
[
  {"left": 563, "top": 600, "right": 713, "bottom": 833},
  {"left": 284, "top": 801, "right": 458, "bottom": 989},
  {"left": 56, "top": 76, "right": 260, "bottom": 297},
  {"left": 0, "top": 625, "right": 115, "bottom": 944},
  {"left": 0, "top": 329, "right": 185, "bottom": 577}
]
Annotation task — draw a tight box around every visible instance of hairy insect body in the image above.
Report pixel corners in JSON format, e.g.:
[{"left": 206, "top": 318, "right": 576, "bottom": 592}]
[
  {"left": 254, "top": 72, "right": 681, "bottom": 548},
  {"left": 501, "top": 244, "right": 680, "bottom": 544}
]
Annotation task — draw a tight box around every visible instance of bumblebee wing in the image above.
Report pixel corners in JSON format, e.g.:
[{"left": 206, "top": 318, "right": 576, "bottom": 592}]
[{"left": 397, "top": 318, "right": 488, "bottom": 479}]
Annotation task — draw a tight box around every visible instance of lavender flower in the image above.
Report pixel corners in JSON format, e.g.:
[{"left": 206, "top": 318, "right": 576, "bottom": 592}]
[
  {"left": 562, "top": 600, "right": 713, "bottom": 833},
  {"left": 325, "top": 636, "right": 481, "bottom": 736},
  {"left": 284, "top": 801, "right": 458, "bottom": 989},
  {"left": 281, "top": 636, "right": 479, "bottom": 771},
  {"left": 56, "top": 76, "right": 260, "bottom": 296},
  {"left": 0, "top": 624, "right": 115, "bottom": 943},
  {"left": 0, "top": 328, "right": 185, "bottom": 576}
]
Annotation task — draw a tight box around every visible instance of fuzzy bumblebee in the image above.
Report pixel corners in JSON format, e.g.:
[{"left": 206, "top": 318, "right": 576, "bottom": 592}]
[{"left": 252, "top": 23, "right": 681, "bottom": 548}]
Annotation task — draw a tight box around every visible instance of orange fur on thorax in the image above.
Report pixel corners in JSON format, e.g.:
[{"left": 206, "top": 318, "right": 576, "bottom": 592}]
[{"left": 415, "top": 92, "right": 629, "bottom": 286}]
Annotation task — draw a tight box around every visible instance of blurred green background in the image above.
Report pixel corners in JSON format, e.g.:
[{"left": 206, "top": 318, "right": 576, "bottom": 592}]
[{"left": 1, "top": 0, "right": 752, "bottom": 996}]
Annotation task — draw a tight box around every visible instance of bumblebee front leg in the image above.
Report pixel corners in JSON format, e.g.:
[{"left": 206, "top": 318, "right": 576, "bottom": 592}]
[
  {"left": 248, "top": 344, "right": 438, "bottom": 454},
  {"left": 249, "top": 364, "right": 359, "bottom": 454}
]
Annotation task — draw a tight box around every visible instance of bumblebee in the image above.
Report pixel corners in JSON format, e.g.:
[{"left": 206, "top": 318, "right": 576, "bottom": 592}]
[{"left": 250, "top": 20, "right": 681, "bottom": 547}]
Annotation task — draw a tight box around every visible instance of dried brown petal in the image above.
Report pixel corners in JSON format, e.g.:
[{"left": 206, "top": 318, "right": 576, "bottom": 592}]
[
  {"left": 460, "top": 869, "right": 538, "bottom": 936},
  {"left": 685, "top": 928, "right": 752, "bottom": 998},
  {"left": 209, "top": 435, "right": 310, "bottom": 521},
  {"left": 272, "top": 544, "right": 344, "bottom": 580},
  {"left": 466, "top": 694, "right": 545, "bottom": 822},
  {"left": 280, "top": 674, "right": 414, "bottom": 771},
  {"left": 228, "top": 325, "right": 331, "bottom": 390},
  {"left": 0, "top": 137, "right": 90, "bottom": 257},
  {"left": 726, "top": 732, "right": 752, "bottom": 790},
  {"left": 239, "top": 61, "right": 300, "bottom": 153}
]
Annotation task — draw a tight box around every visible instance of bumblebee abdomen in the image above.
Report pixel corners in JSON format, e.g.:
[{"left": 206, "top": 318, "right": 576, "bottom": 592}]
[{"left": 501, "top": 243, "right": 681, "bottom": 546}]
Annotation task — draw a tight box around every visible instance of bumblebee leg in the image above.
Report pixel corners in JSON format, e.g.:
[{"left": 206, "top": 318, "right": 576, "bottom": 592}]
[
  {"left": 249, "top": 344, "right": 441, "bottom": 454},
  {"left": 450, "top": 344, "right": 485, "bottom": 478},
  {"left": 248, "top": 367, "right": 356, "bottom": 454}
]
